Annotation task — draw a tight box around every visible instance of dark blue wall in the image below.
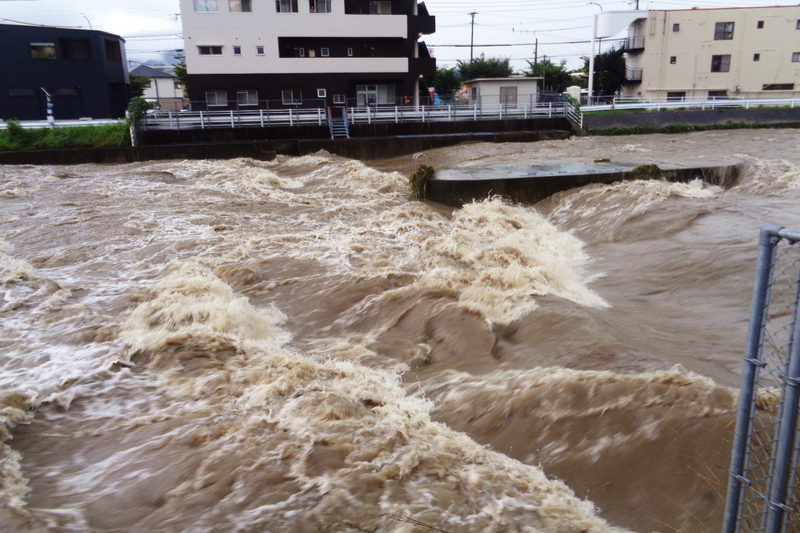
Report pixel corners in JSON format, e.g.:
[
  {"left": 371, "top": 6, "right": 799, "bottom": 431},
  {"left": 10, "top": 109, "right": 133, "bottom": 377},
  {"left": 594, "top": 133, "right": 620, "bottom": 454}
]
[{"left": 0, "top": 24, "right": 130, "bottom": 120}]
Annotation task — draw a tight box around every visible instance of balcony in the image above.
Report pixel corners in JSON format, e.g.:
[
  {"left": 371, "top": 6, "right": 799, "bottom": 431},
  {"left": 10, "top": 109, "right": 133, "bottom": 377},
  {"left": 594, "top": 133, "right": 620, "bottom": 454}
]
[
  {"left": 625, "top": 67, "right": 643, "bottom": 82},
  {"left": 626, "top": 36, "right": 645, "bottom": 52},
  {"left": 410, "top": 42, "right": 435, "bottom": 76},
  {"left": 409, "top": 14, "right": 435, "bottom": 36}
]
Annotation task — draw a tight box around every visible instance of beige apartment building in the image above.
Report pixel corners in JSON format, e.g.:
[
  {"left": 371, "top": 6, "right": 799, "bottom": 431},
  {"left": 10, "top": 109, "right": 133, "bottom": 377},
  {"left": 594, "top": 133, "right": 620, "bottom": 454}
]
[{"left": 624, "top": 5, "right": 800, "bottom": 100}]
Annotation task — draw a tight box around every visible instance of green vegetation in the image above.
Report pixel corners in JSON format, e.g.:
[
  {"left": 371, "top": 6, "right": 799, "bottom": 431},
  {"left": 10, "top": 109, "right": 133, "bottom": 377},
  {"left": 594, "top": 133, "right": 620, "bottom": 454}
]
[
  {"left": 524, "top": 58, "right": 574, "bottom": 93},
  {"left": 588, "top": 121, "right": 785, "bottom": 136},
  {"left": 428, "top": 67, "right": 463, "bottom": 102},
  {"left": 129, "top": 73, "right": 151, "bottom": 98},
  {"left": 630, "top": 164, "right": 664, "bottom": 180},
  {"left": 408, "top": 164, "right": 435, "bottom": 200},
  {"left": 457, "top": 55, "right": 513, "bottom": 80},
  {"left": 0, "top": 119, "right": 128, "bottom": 152}
]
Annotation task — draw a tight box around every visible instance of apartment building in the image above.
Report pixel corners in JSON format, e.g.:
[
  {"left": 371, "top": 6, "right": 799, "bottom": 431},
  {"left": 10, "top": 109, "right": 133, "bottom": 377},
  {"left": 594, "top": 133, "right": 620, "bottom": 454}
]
[
  {"left": 624, "top": 5, "right": 800, "bottom": 100},
  {"left": 0, "top": 24, "right": 129, "bottom": 120},
  {"left": 179, "top": 0, "right": 435, "bottom": 109}
]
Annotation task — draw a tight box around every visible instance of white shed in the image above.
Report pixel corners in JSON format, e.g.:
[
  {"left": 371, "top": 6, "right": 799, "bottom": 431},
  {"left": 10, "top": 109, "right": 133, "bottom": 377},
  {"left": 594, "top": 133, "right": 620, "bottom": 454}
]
[{"left": 463, "top": 77, "right": 542, "bottom": 107}]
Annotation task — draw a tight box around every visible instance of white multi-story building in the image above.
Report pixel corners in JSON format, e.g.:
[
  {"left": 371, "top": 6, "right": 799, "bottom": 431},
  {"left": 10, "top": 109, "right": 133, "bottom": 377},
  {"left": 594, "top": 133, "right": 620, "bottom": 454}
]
[
  {"left": 623, "top": 5, "right": 800, "bottom": 100},
  {"left": 179, "top": 0, "right": 435, "bottom": 109}
]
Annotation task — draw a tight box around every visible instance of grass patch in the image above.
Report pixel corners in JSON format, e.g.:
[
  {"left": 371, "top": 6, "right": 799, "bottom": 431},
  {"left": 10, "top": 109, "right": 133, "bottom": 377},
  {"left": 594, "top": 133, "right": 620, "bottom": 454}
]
[
  {"left": 588, "top": 121, "right": 787, "bottom": 136},
  {"left": 0, "top": 120, "right": 129, "bottom": 152},
  {"left": 408, "top": 164, "right": 435, "bottom": 200}
]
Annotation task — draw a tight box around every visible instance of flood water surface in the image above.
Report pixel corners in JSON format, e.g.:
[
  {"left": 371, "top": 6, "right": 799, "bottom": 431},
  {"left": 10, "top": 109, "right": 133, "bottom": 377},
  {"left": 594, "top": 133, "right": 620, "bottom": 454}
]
[{"left": 2, "top": 130, "right": 800, "bottom": 532}]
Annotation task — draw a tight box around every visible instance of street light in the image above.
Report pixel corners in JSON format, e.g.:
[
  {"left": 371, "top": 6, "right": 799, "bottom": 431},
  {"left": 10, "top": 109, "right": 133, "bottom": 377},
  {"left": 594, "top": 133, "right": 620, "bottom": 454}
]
[{"left": 80, "top": 13, "right": 92, "bottom": 30}]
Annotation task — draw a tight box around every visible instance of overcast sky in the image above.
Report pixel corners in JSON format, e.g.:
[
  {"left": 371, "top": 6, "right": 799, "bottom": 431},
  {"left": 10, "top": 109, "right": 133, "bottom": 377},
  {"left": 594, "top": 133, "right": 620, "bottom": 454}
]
[{"left": 1, "top": 0, "right": 795, "bottom": 70}]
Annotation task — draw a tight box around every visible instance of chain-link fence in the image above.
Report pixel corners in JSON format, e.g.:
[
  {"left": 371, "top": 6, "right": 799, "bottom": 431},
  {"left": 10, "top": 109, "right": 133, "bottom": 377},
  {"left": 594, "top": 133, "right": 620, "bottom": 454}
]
[{"left": 725, "top": 224, "right": 800, "bottom": 533}]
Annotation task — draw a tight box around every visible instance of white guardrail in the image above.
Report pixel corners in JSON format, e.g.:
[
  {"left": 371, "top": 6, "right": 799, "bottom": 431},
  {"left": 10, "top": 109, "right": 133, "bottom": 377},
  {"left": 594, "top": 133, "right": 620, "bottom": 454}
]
[
  {"left": 583, "top": 97, "right": 800, "bottom": 113},
  {"left": 139, "top": 103, "right": 569, "bottom": 131}
]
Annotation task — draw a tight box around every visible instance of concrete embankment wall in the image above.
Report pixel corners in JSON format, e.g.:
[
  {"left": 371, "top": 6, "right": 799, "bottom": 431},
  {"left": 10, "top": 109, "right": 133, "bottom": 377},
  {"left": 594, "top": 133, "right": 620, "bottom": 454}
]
[
  {"left": 0, "top": 117, "right": 570, "bottom": 165},
  {"left": 584, "top": 107, "right": 800, "bottom": 131}
]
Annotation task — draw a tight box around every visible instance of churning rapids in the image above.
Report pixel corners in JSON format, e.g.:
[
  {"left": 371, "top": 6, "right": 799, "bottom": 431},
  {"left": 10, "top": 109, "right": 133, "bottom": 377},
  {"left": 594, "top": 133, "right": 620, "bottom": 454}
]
[{"left": 2, "top": 129, "right": 800, "bottom": 533}]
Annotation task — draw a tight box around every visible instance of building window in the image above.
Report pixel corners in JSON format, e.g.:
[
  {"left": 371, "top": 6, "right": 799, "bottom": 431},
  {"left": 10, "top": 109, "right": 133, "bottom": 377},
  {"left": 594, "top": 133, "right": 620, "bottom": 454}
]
[
  {"left": 206, "top": 90, "right": 227, "bottom": 106},
  {"left": 30, "top": 42, "right": 57, "bottom": 60},
  {"left": 666, "top": 91, "right": 686, "bottom": 101},
  {"left": 105, "top": 40, "right": 122, "bottom": 63},
  {"left": 8, "top": 88, "right": 36, "bottom": 97},
  {"left": 60, "top": 39, "right": 91, "bottom": 61},
  {"left": 53, "top": 88, "right": 78, "bottom": 97},
  {"left": 237, "top": 90, "right": 258, "bottom": 106},
  {"left": 754, "top": 53, "right": 760, "bottom": 61},
  {"left": 347, "top": 47, "right": 353, "bottom": 57},
  {"left": 797, "top": 20, "right": 800, "bottom": 29},
  {"left": 321, "top": 48, "right": 330, "bottom": 57},
  {"left": 357, "top": 84, "right": 395, "bottom": 105},
  {"left": 793, "top": 52, "right": 800, "bottom": 62},
  {"left": 757, "top": 20, "right": 764, "bottom": 29},
  {"left": 229, "top": 0, "right": 252, "bottom": 12},
  {"left": 310, "top": 0, "right": 331, "bottom": 13},
  {"left": 233, "top": 46, "right": 242, "bottom": 55},
  {"left": 199, "top": 46, "right": 223, "bottom": 55},
  {"left": 276, "top": 0, "right": 298, "bottom": 12},
  {"left": 369, "top": 1, "right": 391, "bottom": 14},
  {"left": 143, "top": 81, "right": 152, "bottom": 89},
  {"left": 298, "top": 47, "right": 305, "bottom": 57},
  {"left": 708, "top": 90, "right": 727, "bottom": 99},
  {"left": 763, "top": 83, "right": 794, "bottom": 91},
  {"left": 282, "top": 90, "right": 302, "bottom": 104},
  {"left": 256, "top": 46, "right": 265, "bottom": 55},
  {"left": 673, "top": 23, "right": 680, "bottom": 32},
  {"left": 714, "top": 22, "right": 734, "bottom": 40},
  {"left": 333, "top": 94, "right": 346, "bottom": 104},
  {"left": 317, "top": 88, "right": 327, "bottom": 98},
  {"left": 309, "top": 49, "right": 316, "bottom": 57},
  {"left": 670, "top": 56, "right": 676, "bottom": 64},
  {"left": 711, "top": 54, "right": 731, "bottom": 72},
  {"left": 194, "top": 0, "right": 218, "bottom": 12}
]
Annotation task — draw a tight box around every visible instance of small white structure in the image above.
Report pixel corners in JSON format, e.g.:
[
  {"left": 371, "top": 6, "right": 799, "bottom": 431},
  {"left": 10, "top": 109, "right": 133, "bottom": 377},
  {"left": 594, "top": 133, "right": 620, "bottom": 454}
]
[
  {"left": 129, "top": 64, "right": 185, "bottom": 111},
  {"left": 463, "top": 77, "right": 542, "bottom": 107}
]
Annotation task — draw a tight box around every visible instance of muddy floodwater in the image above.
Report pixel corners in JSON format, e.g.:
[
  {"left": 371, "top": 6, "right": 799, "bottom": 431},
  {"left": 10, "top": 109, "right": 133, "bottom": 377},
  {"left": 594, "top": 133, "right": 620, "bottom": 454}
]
[{"left": 2, "top": 129, "right": 800, "bottom": 532}]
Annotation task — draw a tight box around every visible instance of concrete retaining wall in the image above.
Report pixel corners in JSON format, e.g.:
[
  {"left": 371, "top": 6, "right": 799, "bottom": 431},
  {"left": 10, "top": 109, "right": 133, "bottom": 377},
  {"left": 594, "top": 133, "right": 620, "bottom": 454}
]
[{"left": 584, "top": 107, "right": 800, "bottom": 130}]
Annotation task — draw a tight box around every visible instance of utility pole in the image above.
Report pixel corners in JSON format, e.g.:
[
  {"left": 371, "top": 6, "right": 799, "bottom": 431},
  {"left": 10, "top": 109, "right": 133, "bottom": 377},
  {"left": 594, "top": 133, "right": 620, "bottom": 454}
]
[
  {"left": 469, "top": 12, "right": 477, "bottom": 61},
  {"left": 534, "top": 38, "right": 538, "bottom": 68}
]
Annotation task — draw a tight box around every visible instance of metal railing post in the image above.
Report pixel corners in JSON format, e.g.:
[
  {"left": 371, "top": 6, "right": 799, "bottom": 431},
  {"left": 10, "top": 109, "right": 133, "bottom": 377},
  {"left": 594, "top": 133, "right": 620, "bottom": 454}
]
[
  {"left": 723, "top": 224, "right": 784, "bottom": 533},
  {"left": 289, "top": 108, "right": 294, "bottom": 127},
  {"left": 200, "top": 111, "right": 205, "bottom": 129},
  {"left": 230, "top": 111, "right": 235, "bottom": 128},
  {"left": 260, "top": 109, "right": 264, "bottom": 128}
]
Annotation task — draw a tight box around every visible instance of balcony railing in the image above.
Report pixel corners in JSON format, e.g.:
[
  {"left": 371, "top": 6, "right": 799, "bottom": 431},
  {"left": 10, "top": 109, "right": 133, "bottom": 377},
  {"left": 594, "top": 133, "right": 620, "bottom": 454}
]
[
  {"left": 625, "top": 67, "right": 643, "bottom": 82},
  {"left": 626, "top": 36, "right": 645, "bottom": 50}
]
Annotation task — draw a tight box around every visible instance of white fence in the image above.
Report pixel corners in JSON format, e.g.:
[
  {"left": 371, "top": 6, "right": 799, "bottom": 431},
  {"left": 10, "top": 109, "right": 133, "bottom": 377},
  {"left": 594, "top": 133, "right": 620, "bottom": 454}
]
[
  {"left": 139, "top": 103, "right": 570, "bottom": 131},
  {"left": 583, "top": 97, "right": 800, "bottom": 113},
  {"left": 0, "top": 118, "right": 123, "bottom": 130}
]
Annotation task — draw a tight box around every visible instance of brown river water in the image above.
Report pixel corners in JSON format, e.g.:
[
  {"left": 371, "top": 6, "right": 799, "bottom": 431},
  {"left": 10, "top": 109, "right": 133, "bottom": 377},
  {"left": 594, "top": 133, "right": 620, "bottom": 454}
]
[{"left": 2, "top": 129, "right": 800, "bottom": 533}]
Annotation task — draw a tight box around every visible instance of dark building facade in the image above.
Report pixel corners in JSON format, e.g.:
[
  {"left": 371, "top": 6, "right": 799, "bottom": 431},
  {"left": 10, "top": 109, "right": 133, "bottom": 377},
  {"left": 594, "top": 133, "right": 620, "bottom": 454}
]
[{"left": 0, "top": 24, "right": 130, "bottom": 120}]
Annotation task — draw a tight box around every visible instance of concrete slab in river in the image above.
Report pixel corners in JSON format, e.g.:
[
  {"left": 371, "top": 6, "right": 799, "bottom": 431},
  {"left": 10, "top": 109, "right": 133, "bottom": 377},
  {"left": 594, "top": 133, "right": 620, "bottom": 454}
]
[{"left": 426, "top": 159, "right": 741, "bottom": 207}]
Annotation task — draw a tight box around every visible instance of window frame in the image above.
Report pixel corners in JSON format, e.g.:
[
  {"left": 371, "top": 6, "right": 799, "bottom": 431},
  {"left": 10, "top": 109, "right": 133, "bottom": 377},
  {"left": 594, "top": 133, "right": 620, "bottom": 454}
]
[
  {"left": 206, "top": 89, "right": 228, "bottom": 107},
  {"left": 317, "top": 88, "right": 327, "bottom": 98},
  {"left": 670, "top": 56, "right": 676, "bottom": 64},
  {"left": 229, "top": 0, "right": 252, "bottom": 12},
  {"left": 757, "top": 20, "right": 764, "bottom": 29},
  {"left": 753, "top": 53, "right": 760, "bottom": 62},
  {"left": 321, "top": 47, "right": 330, "bottom": 57},
  {"left": 333, "top": 94, "right": 346, "bottom": 104},
  {"left": 276, "top": 0, "right": 299, "bottom": 13},
  {"left": 710, "top": 54, "right": 731, "bottom": 73},
  {"left": 30, "top": 42, "right": 57, "bottom": 60},
  {"left": 237, "top": 89, "right": 258, "bottom": 106},
  {"left": 672, "top": 23, "right": 680, "bottom": 32},
  {"left": 194, "top": 0, "right": 219, "bottom": 12},
  {"left": 762, "top": 83, "right": 794, "bottom": 91},
  {"left": 199, "top": 45, "right": 223, "bottom": 56},
  {"left": 310, "top": 0, "right": 331, "bottom": 13},
  {"left": 256, "top": 45, "right": 265, "bottom": 55},
  {"left": 233, "top": 45, "right": 242, "bottom": 56},
  {"left": 792, "top": 52, "right": 800, "bottom": 63},
  {"left": 60, "top": 39, "right": 92, "bottom": 61},
  {"left": 369, "top": 1, "right": 391, "bottom": 15},
  {"left": 714, "top": 22, "right": 734, "bottom": 41},
  {"left": 282, "top": 89, "right": 302, "bottom": 105},
  {"left": 347, "top": 47, "right": 353, "bottom": 57}
]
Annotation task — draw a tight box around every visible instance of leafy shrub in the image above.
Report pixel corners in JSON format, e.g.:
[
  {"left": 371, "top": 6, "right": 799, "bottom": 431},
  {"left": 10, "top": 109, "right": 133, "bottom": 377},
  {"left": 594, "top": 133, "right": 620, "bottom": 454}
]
[{"left": 408, "top": 164, "right": 435, "bottom": 200}]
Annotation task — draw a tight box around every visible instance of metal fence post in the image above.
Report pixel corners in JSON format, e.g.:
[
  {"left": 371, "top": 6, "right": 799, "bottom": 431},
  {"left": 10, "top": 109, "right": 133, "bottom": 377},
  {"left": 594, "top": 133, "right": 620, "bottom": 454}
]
[{"left": 723, "top": 224, "right": 784, "bottom": 533}]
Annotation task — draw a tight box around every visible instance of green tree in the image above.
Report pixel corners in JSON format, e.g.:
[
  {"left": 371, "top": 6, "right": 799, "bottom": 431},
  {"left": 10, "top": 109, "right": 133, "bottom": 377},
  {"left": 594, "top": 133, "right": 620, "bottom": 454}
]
[
  {"left": 427, "top": 67, "right": 463, "bottom": 101},
  {"left": 173, "top": 52, "right": 189, "bottom": 97},
  {"left": 524, "top": 59, "right": 574, "bottom": 93},
  {"left": 580, "top": 48, "right": 627, "bottom": 97},
  {"left": 129, "top": 73, "right": 151, "bottom": 98},
  {"left": 456, "top": 55, "right": 513, "bottom": 80}
]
